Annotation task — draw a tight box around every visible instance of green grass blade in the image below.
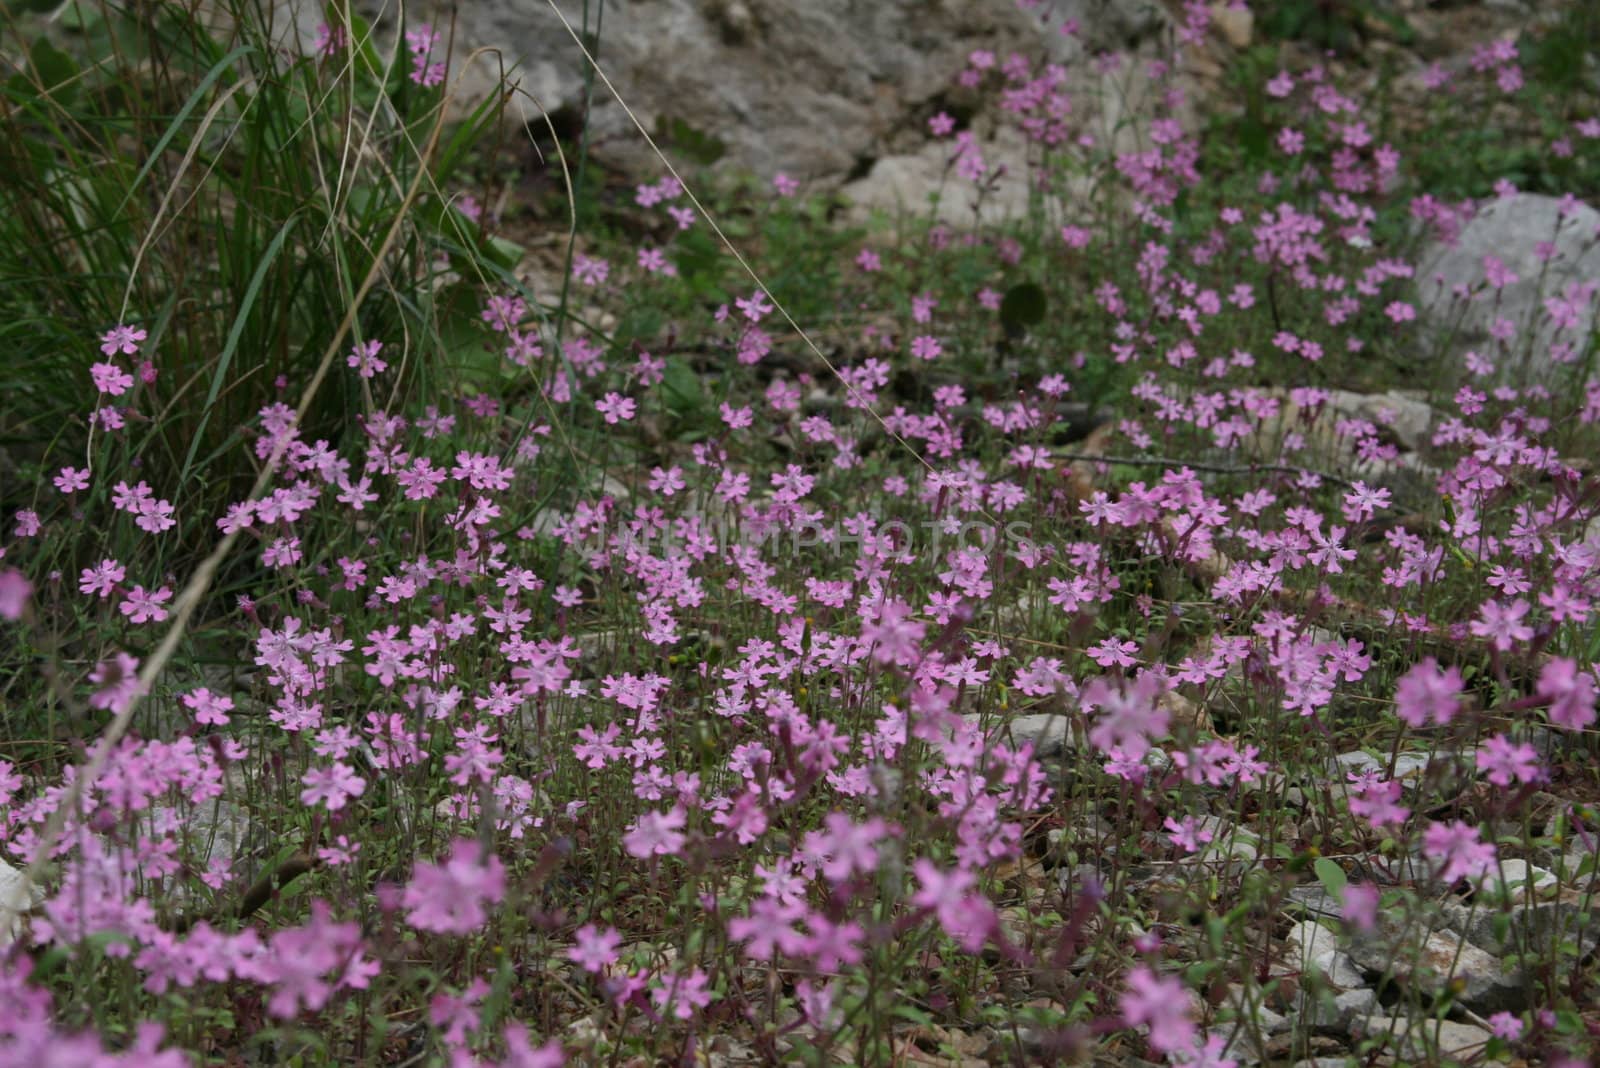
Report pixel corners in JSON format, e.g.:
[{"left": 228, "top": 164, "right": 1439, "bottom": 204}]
[
  {"left": 111, "top": 43, "right": 255, "bottom": 218},
  {"left": 177, "top": 210, "right": 300, "bottom": 486}
]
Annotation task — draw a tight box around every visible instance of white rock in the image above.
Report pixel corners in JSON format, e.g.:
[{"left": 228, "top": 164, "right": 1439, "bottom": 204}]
[
  {"left": 1196, "top": 816, "right": 1260, "bottom": 865},
  {"left": 1285, "top": 920, "right": 1367, "bottom": 990},
  {"left": 1351, "top": 1014, "right": 1492, "bottom": 1060},
  {"left": 439, "top": 0, "right": 1151, "bottom": 177},
  {"left": 1479, "top": 859, "right": 1560, "bottom": 903},
  {"left": 1222, "top": 983, "right": 1290, "bottom": 1034},
  {"left": 980, "top": 711, "right": 1078, "bottom": 758},
  {"left": 1350, "top": 919, "right": 1523, "bottom": 1012},
  {"left": 1296, "top": 985, "right": 1376, "bottom": 1032},
  {"left": 1325, "top": 389, "right": 1436, "bottom": 452},
  {"left": 0, "top": 857, "right": 42, "bottom": 949},
  {"left": 1416, "top": 193, "right": 1600, "bottom": 384},
  {"left": 1328, "top": 749, "right": 1434, "bottom": 785}
]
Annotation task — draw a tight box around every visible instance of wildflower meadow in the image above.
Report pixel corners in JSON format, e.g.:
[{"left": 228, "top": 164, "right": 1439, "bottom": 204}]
[{"left": 1, "top": 0, "right": 1599, "bottom": 1065}]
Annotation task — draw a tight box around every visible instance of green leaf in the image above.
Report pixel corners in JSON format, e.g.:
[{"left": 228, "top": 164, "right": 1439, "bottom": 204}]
[
  {"left": 655, "top": 115, "right": 726, "bottom": 166},
  {"left": 114, "top": 43, "right": 256, "bottom": 218},
  {"left": 178, "top": 211, "right": 301, "bottom": 486},
  {"left": 27, "top": 38, "right": 80, "bottom": 96},
  {"left": 1314, "top": 857, "right": 1348, "bottom": 900},
  {"left": 662, "top": 356, "right": 707, "bottom": 415},
  {"left": 999, "top": 281, "right": 1047, "bottom": 334},
  {"left": 55, "top": 0, "right": 103, "bottom": 27}
]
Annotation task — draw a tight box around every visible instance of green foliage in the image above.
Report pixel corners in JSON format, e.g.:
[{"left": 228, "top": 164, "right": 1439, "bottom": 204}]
[
  {"left": 1255, "top": 0, "right": 1413, "bottom": 54},
  {"left": 0, "top": 0, "right": 513, "bottom": 570},
  {"left": 998, "top": 281, "right": 1047, "bottom": 336},
  {"left": 653, "top": 115, "right": 727, "bottom": 166}
]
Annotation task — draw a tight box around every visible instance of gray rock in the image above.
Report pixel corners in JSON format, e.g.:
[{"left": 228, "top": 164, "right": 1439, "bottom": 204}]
[
  {"left": 1285, "top": 920, "right": 1367, "bottom": 990},
  {"left": 1235, "top": 389, "right": 1440, "bottom": 497},
  {"left": 1441, "top": 894, "right": 1599, "bottom": 961},
  {"left": 1205, "top": 1024, "right": 1267, "bottom": 1066},
  {"left": 1296, "top": 986, "right": 1377, "bottom": 1032},
  {"left": 843, "top": 126, "right": 1068, "bottom": 226},
  {"left": 1416, "top": 193, "right": 1600, "bottom": 384},
  {"left": 1328, "top": 749, "right": 1434, "bottom": 785},
  {"left": 1350, "top": 1014, "right": 1491, "bottom": 1061},
  {"left": 1285, "top": 885, "right": 1343, "bottom": 922},
  {"left": 1221, "top": 984, "right": 1291, "bottom": 1035},
  {"left": 0, "top": 856, "right": 43, "bottom": 949},
  {"left": 434, "top": 0, "right": 1159, "bottom": 180},
  {"left": 1479, "top": 859, "right": 1560, "bottom": 903},
  {"left": 1324, "top": 390, "right": 1436, "bottom": 452},
  {"left": 1194, "top": 817, "right": 1260, "bottom": 866},
  {"left": 1350, "top": 917, "right": 1524, "bottom": 1012},
  {"left": 984, "top": 711, "right": 1078, "bottom": 758}
]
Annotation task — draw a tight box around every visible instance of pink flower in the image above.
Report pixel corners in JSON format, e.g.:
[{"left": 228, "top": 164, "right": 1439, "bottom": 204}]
[
  {"left": 572, "top": 253, "right": 610, "bottom": 285},
  {"left": 911, "top": 859, "right": 996, "bottom": 952},
  {"left": 0, "top": 569, "right": 31, "bottom": 620},
  {"left": 1393, "top": 657, "right": 1462, "bottom": 728},
  {"left": 403, "top": 839, "right": 508, "bottom": 935},
  {"left": 1422, "top": 820, "right": 1496, "bottom": 885},
  {"left": 100, "top": 323, "right": 147, "bottom": 355},
  {"left": 299, "top": 762, "right": 366, "bottom": 812},
  {"left": 623, "top": 806, "right": 687, "bottom": 858},
  {"left": 1340, "top": 882, "right": 1378, "bottom": 932},
  {"left": 1089, "top": 638, "right": 1140, "bottom": 668},
  {"left": 54, "top": 466, "right": 91, "bottom": 493},
  {"left": 651, "top": 967, "right": 713, "bottom": 1020},
  {"left": 1060, "top": 225, "right": 1092, "bottom": 249},
  {"left": 772, "top": 172, "right": 799, "bottom": 198},
  {"left": 1082, "top": 674, "right": 1169, "bottom": 758},
  {"left": 567, "top": 925, "right": 622, "bottom": 973},
  {"left": 1476, "top": 734, "right": 1542, "bottom": 786},
  {"left": 860, "top": 599, "right": 925, "bottom": 666},
  {"left": 91, "top": 361, "right": 135, "bottom": 396},
  {"left": 1120, "top": 965, "right": 1196, "bottom": 1055},
  {"left": 88, "top": 651, "right": 145, "bottom": 713},
  {"left": 258, "top": 901, "right": 373, "bottom": 1018},
  {"left": 1487, "top": 1012, "right": 1523, "bottom": 1041},
  {"left": 347, "top": 339, "right": 387, "bottom": 379},
  {"left": 1537, "top": 658, "right": 1596, "bottom": 731},
  {"left": 182, "top": 687, "right": 235, "bottom": 726},
  {"left": 595, "top": 392, "right": 636, "bottom": 424},
  {"left": 735, "top": 289, "right": 773, "bottom": 323},
  {"left": 313, "top": 21, "right": 347, "bottom": 58},
  {"left": 1348, "top": 779, "right": 1408, "bottom": 830},
  {"left": 647, "top": 466, "right": 686, "bottom": 497},
  {"left": 501, "top": 1024, "right": 566, "bottom": 1068},
  {"left": 1469, "top": 598, "right": 1533, "bottom": 652},
  {"left": 1164, "top": 816, "right": 1213, "bottom": 854},
  {"left": 118, "top": 584, "right": 173, "bottom": 624}
]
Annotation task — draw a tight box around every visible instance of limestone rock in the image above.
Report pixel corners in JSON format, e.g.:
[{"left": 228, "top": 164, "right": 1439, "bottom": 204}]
[
  {"left": 1295, "top": 986, "right": 1376, "bottom": 1033},
  {"left": 445, "top": 0, "right": 1109, "bottom": 178},
  {"left": 1350, "top": 1014, "right": 1492, "bottom": 1062},
  {"left": 988, "top": 710, "right": 1078, "bottom": 758},
  {"left": 1350, "top": 916, "right": 1524, "bottom": 1012},
  {"left": 0, "top": 856, "right": 42, "bottom": 949},
  {"left": 1285, "top": 920, "right": 1367, "bottom": 990},
  {"left": 1207, "top": 3, "right": 1252, "bottom": 49},
  {"left": 1415, "top": 193, "right": 1600, "bottom": 384},
  {"left": 1441, "top": 891, "right": 1599, "bottom": 961}
]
